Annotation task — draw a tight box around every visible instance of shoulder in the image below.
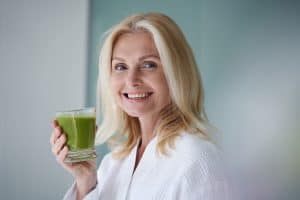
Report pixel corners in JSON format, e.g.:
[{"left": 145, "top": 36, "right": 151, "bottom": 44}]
[
  {"left": 173, "top": 132, "right": 222, "bottom": 162},
  {"left": 170, "top": 132, "right": 226, "bottom": 180},
  {"left": 97, "top": 145, "right": 135, "bottom": 174},
  {"left": 98, "top": 144, "right": 128, "bottom": 168},
  {"left": 97, "top": 152, "right": 114, "bottom": 174},
  {"left": 165, "top": 132, "right": 230, "bottom": 198}
]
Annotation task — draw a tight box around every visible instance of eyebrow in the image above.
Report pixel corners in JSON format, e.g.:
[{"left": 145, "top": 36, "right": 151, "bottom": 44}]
[{"left": 112, "top": 54, "right": 160, "bottom": 62}]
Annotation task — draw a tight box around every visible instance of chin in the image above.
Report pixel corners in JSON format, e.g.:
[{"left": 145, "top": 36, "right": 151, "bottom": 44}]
[
  {"left": 124, "top": 109, "right": 149, "bottom": 118},
  {"left": 125, "top": 111, "right": 142, "bottom": 118}
]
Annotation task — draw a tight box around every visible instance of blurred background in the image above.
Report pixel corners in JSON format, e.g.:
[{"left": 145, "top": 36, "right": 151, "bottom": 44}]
[{"left": 1, "top": 0, "right": 299, "bottom": 199}]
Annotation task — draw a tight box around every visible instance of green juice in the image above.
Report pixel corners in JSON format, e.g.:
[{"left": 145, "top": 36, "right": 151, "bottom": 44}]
[{"left": 56, "top": 115, "right": 96, "bottom": 151}]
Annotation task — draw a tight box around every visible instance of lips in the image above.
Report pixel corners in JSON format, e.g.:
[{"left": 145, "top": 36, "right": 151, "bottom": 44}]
[{"left": 123, "top": 92, "right": 153, "bottom": 100}]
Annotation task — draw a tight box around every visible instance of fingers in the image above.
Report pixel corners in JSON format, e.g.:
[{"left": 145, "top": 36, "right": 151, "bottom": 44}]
[
  {"left": 51, "top": 120, "right": 58, "bottom": 127},
  {"left": 50, "top": 120, "right": 66, "bottom": 160},
  {"left": 50, "top": 120, "right": 73, "bottom": 170},
  {"left": 51, "top": 133, "right": 67, "bottom": 156},
  {"left": 50, "top": 124, "right": 62, "bottom": 146},
  {"left": 56, "top": 145, "right": 68, "bottom": 163}
]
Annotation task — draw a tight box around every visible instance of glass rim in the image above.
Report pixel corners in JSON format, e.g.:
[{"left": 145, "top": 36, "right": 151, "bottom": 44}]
[{"left": 55, "top": 107, "right": 95, "bottom": 117}]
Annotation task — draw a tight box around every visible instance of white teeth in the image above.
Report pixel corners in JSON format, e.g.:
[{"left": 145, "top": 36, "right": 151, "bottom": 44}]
[{"left": 127, "top": 93, "right": 150, "bottom": 99}]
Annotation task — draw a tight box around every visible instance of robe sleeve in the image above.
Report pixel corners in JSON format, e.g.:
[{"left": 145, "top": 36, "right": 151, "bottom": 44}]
[
  {"left": 175, "top": 174, "right": 230, "bottom": 200},
  {"left": 63, "top": 182, "right": 77, "bottom": 200},
  {"left": 62, "top": 153, "right": 112, "bottom": 200},
  {"left": 62, "top": 181, "right": 101, "bottom": 200},
  {"left": 173, "top": 150, "right": 231, "bottom": 200}
]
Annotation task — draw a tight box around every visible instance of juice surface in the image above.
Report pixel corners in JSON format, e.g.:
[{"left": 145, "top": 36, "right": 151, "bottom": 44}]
[{"left": 56, "top": 115, "right": 95, "bottom": 150}]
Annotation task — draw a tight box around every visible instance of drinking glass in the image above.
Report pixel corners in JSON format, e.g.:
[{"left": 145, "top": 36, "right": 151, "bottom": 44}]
[{"left": 56, "top": 108, "right": 97, "bottom": 163}]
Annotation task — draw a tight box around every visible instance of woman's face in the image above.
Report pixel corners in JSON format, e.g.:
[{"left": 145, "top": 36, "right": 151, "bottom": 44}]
[{"left": 111, "top": 31, "right": 170, "bottom": 119}]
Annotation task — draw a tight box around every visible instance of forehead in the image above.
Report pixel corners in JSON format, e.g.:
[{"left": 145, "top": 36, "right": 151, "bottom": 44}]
[{"left": 112, "top": 31, "right": 159, "bottom": 58}]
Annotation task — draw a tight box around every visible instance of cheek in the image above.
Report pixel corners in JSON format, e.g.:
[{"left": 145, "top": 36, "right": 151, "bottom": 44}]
[
  {"left": 161, "top": 85, "right": 171, "bottom": 103},
  {"left": 110, "top": 77, "right": 122, "bottom": 97},
  {"left": 154, "top": 75, "right": 171, "bottom": 102},
  {"left": 160, "top": 74, "right": 170, "bottom": 94}
]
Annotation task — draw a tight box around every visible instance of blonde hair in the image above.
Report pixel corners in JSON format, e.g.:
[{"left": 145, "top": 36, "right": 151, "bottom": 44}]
[{"left": 96, "top": 12, "right": 209, "bottom": 158}]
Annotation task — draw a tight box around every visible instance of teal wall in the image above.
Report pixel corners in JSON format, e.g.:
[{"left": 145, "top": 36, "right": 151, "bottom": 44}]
[
  {"left": 86, "top": 0, "right": 209, "bottom": 163},
  {"left": 86, "top": 0, "right": 257, "bottom": 139},
  {"left": 86, "top": 0, "right": 203, "bottom": 107},
  {"left": 87, "top": 1, "right": 300, "bottom": 198}
]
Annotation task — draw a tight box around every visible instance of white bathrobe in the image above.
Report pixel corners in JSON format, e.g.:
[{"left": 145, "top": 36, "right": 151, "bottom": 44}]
[{"left": 63, "top": 132, "right": 230, "bottom": 200}]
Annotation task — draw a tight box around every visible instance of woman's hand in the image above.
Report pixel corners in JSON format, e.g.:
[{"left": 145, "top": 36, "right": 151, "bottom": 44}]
[{"left": 50, "top": 120, "right": 97, "bottom": 199}]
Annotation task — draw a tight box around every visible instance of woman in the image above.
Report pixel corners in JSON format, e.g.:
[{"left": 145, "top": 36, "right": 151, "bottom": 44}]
[{"left": 50, "top": 12, "right": 229, "bottom": 200}]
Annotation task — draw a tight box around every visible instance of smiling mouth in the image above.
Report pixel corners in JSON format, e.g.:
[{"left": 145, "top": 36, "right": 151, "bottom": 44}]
[{"left": 123, "top": 92, "right": 153, "bottom": 100}]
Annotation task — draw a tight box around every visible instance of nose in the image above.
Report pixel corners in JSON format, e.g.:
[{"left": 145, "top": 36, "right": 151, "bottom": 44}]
[{"left": 126, "top": 68, "right": 142, "bottom": 87}]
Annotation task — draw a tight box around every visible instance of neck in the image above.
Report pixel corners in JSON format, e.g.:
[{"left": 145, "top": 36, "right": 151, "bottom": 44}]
[
  {"left": 133, "top": 113, "right": 160, "bottom": 173},
  {"left": 138, "top": 113, "right": 160, "bottom": 149}
]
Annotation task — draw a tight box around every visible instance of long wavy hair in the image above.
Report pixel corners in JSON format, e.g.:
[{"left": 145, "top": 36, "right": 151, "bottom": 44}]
[{"left": 95, "top": 12, "right": 210, "bottom": 158}]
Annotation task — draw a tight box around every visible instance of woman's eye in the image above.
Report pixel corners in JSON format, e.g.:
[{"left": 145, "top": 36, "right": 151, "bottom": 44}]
[
  {"left": 114, "top": 64, "right": 127, "bottom": 71},
  {"left": 143, "top": 62, "right": 157, "bottom": 69}
]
